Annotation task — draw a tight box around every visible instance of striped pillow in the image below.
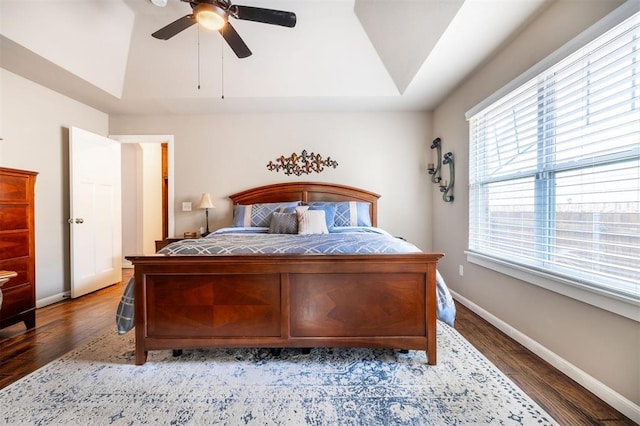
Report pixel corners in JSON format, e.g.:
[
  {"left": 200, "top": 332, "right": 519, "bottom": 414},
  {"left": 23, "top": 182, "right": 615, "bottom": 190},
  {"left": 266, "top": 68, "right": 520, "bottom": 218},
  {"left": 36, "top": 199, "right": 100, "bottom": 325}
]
[
  {"left": 307, "top": 201, "right": 372, "bottom": 227},
  {"left": 232, "top": 202, "right": 300, "bottom": 227}
]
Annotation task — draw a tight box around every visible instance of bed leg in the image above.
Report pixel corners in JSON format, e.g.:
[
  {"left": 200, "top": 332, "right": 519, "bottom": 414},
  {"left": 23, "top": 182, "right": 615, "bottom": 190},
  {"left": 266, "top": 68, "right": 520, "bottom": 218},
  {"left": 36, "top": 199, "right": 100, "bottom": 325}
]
[
  {"left": 269, "top": 348, "right": 282, "bottom": 357},
  {"left": 172, "top": 349, "right": 183, "bottom": 357},
  {"left": 301, "top": 348, "right": 311, "bottom": 355},
  {"left": 135, "top": 350, "right": 148, "bottom": 366},
  {"left": 427, "top": 349, "right": 437, "bottom": 365}
]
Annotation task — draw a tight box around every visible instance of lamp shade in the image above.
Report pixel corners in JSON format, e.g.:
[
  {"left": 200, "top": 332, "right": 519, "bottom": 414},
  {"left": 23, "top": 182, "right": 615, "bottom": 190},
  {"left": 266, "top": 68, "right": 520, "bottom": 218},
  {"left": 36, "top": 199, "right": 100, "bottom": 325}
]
[{"left": 199, "top": 193, "right": 215, "bottom": 209}]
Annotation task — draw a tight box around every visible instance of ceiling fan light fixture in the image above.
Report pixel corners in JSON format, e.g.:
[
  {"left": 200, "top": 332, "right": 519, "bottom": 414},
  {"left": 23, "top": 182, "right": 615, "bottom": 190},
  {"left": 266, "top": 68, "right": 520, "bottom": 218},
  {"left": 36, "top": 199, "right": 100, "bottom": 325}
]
[
  {"left": 152, "top": 0, "right": 296, "bottom": 58},
  {"left": 195, "top": 4, "right": 227, "bottom": 31}
]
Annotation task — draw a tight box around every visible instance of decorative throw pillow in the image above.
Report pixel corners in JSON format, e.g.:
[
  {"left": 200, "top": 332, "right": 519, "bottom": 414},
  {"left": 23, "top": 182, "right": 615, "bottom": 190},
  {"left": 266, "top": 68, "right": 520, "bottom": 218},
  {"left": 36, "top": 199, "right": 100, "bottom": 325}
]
[
  {"left": 268, "top": 212, "right": 298, "bottom": 234},
  {"left": 295, "top": 206, "right": 329, "bottom": 234},
  {"left": 232, "top": 202, "right": 300, "bottom": 227},
  {"left": 308, "top": 204, "right": 337, "bottom": 231}
]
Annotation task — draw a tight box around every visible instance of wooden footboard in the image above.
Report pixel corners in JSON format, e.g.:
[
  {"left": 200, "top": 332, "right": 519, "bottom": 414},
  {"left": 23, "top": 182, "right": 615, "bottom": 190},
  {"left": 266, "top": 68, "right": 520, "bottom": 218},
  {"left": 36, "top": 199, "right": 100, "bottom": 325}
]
[{"left": 126, "top": 253, "right": 443, "bottom": 366}]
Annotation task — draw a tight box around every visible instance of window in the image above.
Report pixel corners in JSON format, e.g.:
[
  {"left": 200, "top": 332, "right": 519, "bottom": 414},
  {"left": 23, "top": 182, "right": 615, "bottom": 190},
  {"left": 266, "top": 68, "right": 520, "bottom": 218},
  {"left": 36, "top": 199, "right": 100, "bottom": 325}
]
[{"left": 466, "top": 8, "right": 639, "bottom": 318}]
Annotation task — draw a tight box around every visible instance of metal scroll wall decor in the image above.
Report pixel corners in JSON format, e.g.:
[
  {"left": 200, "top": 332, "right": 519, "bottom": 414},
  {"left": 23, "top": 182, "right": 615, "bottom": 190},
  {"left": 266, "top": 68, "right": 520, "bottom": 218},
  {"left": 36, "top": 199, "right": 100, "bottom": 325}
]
[
  {"left": 267, "top": 150, "right": 338, "bottom": 176},
  {"left": 427, "top": 138, "right": 442, "bottom": 184},
  {"left": 427, "top": 138, "right": 454, "bottom": 202}
]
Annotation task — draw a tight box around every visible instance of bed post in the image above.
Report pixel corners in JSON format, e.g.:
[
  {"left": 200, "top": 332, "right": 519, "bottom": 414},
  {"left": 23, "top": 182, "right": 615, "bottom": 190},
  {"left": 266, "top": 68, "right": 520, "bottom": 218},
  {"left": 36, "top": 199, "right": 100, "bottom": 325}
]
[{"left": 426, "top": 262, "right": 438, "bottom": 365}]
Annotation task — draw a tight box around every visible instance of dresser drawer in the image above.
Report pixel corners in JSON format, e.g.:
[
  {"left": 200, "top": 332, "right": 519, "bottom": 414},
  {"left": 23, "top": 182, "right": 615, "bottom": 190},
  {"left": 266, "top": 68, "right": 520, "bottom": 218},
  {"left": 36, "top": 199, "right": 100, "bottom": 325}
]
[
  {"left": 0, "top": 205, "right": 29, "bottom": 231},
  {"left": 0, "top": 174, "right": 29, "bottom": 202},
  {"left": 0, "top": 282, "right": 34, "bottom": 320},
  {"left": 0, "top": 258, "right": 30, "bottom": 289},
  {"left": 0, "top": 233, "right": 30, "bottom": 260},
  {"left": 0, "top": 167, "right": 36, "bottom": 330}
]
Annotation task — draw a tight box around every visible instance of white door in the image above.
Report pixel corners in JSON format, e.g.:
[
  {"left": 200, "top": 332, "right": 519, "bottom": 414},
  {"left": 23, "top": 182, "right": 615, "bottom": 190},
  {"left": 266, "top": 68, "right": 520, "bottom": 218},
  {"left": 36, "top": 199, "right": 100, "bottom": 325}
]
[{"left": 69, "top": 127, "right": 122, "bottom": 298}]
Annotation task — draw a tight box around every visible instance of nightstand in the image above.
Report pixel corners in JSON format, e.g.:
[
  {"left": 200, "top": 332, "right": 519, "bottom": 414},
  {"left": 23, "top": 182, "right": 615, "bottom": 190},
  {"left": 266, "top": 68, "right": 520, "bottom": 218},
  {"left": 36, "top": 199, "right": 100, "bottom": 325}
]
[{"left": 155, "top": 238, "right": 184, "bottom": 252}]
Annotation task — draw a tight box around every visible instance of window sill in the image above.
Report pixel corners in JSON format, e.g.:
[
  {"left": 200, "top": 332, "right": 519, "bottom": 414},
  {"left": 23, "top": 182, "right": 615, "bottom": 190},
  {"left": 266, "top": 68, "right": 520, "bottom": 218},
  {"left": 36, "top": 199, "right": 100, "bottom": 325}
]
[{"left": 465, "top": 251, "right": 639, "bottom": 322}]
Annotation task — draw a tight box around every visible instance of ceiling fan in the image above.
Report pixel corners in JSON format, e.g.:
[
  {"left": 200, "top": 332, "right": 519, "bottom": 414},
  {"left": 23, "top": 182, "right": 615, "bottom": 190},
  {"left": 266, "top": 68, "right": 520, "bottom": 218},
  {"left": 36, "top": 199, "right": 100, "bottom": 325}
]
[{"left": 151, "top": 0, "right": 297, "bottom": 59}]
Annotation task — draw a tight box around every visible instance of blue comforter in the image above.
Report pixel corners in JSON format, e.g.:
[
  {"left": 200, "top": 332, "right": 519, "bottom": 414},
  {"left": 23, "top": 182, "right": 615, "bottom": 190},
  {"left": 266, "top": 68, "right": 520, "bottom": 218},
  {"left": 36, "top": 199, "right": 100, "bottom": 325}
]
[
  {"left": 159, "top": 227, "right": 424, "bottom": 255},
  {"left": 117, "top": 227, "right": 456, "bottom": 334}
]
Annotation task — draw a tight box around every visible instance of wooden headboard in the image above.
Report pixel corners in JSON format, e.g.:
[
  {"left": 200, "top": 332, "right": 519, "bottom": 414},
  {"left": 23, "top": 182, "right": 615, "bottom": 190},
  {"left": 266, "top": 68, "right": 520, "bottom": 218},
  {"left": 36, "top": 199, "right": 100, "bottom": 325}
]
[{"left": 229, "top": 182, "right": 380, "bottom": 227}]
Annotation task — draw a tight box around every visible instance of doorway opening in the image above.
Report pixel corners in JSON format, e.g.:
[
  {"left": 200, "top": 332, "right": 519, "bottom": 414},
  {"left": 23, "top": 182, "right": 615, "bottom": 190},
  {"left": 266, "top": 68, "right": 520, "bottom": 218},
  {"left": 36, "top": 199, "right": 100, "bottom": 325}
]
[{"left": 110, "top": 134, "right": 175, "bottom": 267}]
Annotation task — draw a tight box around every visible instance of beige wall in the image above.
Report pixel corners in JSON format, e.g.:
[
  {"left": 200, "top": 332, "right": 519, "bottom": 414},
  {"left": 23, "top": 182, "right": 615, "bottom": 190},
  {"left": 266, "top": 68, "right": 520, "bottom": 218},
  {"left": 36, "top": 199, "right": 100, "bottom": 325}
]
[
  {"left": 121, "top": 143, "right": 139, "bottom": 264},
  {"left": 109, "top": 112, "right": 435, "bottom": 251},
  {"left": 0, "top": 69, "right": 109, "bottom": 303},
  {"left": 432, "top": 0, "right": 638, "bottom": 410}
]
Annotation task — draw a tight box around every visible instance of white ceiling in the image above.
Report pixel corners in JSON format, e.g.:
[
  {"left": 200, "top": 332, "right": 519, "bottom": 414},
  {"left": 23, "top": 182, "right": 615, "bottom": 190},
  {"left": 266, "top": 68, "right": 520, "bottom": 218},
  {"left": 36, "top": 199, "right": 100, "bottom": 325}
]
[{"left": 0, "top": 0, "right": 550, "bottom": 115}]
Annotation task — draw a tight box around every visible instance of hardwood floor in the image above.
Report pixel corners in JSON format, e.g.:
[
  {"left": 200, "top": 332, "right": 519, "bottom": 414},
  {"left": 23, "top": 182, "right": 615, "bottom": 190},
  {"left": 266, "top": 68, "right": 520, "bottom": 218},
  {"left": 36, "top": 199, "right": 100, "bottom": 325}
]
[
  {"left": 0, "top": 269, "right": 635, "bottom": 425},
  {"left": 454, "top": 306, "right": 636, "bottom": 425}
]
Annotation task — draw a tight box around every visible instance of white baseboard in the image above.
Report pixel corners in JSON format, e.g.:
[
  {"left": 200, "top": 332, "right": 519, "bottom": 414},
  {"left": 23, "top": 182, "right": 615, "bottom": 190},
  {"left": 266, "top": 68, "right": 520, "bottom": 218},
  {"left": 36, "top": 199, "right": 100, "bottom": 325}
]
[
  {"left": 451, "top": 290, "right": 640, "bottom": 424},
  {"left": 36, "top": 291, "right": 70, "bottom": 308}
]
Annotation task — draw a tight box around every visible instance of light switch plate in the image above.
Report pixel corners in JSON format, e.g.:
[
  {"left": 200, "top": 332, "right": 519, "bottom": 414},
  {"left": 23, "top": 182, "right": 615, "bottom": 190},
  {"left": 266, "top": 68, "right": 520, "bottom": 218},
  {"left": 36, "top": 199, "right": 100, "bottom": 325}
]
[{"left": 182, "top": 202, "right": 192, "bottom": 212}]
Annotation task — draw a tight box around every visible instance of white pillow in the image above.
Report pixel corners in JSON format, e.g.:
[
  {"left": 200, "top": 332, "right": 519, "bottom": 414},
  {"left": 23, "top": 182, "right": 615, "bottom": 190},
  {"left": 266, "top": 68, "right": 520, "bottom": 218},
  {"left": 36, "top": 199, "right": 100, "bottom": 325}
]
[{"left": 295, "top": 206, "right": 328, "bottom": 235}]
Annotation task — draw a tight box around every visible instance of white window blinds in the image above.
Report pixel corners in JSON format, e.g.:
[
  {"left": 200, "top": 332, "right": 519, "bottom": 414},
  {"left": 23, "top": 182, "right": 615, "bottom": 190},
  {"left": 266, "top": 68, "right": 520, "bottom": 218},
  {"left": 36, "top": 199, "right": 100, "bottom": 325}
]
[{"left": 467, "top": 11, "right": 640, "bottom": 304}]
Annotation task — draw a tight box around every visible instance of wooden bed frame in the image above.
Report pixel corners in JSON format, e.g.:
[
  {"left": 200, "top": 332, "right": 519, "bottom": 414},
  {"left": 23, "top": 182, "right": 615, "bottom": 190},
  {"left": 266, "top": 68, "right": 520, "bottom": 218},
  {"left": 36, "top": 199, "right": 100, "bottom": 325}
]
[{"left": 126, "top": 182, "right": 444, "bottom": 365}]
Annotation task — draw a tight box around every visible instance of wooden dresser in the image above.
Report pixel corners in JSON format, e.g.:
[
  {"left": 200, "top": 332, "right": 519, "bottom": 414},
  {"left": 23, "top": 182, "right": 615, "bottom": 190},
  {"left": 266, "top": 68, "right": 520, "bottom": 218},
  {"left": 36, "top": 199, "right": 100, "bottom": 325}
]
[{"left": 0, "top": 167, "right": 38, "bottom": 330}]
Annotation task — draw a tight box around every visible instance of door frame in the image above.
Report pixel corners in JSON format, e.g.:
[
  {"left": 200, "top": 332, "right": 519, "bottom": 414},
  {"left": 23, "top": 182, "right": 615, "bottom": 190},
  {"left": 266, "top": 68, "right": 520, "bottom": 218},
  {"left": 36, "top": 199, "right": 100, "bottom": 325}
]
[{"left": 109, "top": 134, "right": 175, "bottom": 265}]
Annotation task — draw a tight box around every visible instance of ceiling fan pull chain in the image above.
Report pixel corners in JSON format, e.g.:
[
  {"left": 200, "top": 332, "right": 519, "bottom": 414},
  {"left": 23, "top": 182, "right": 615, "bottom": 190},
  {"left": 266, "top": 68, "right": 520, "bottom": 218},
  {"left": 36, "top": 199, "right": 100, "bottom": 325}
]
[
  {"left": 221, "top": 31, "right": 225, "bottom": 100},
  {"left": 197, "top": 25, "right": 201, "bottom": 90}
]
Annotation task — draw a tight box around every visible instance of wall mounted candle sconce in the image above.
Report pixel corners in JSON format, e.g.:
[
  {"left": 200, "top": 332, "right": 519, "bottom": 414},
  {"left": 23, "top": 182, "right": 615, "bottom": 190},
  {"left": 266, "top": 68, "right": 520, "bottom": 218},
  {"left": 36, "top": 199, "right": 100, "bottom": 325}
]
[
  {"left": 440, "top": 151, "right": 454, "bottom": 202},
  {"left": 428, "top": 137, "right": 454, "bottom": 202},
  {"left": 427, "top": 138, "right": 442, "bottom": 183}
]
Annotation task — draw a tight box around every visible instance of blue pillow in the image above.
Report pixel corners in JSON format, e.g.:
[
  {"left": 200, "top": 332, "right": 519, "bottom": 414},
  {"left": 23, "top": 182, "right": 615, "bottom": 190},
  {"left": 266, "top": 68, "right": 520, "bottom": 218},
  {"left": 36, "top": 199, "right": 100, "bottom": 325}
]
[
  {"left": 307, "top": 201, "right": 371, "bottom": 227},
  {"left": 232, "top": 202, "right": 300, "bottom": 227}
]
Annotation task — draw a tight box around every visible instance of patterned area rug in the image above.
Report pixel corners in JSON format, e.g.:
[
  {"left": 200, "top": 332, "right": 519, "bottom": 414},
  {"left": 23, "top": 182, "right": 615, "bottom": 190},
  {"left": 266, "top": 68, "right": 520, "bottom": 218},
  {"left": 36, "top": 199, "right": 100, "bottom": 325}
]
[{"left": 0, "top": 322, "right": 556, "bottom": 425}]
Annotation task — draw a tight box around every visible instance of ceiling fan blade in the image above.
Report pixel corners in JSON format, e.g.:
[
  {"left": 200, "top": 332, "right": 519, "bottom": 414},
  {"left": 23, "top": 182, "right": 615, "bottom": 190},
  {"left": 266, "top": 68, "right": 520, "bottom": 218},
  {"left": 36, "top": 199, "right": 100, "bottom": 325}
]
[
  {"left": 231, "top": 6, "right": 296, "bottom": 28},
  {"left": 152, "top": 14, "right": 196, "bottom": 40},
  {"left": 219, "top": 22, "right": 252, "bottom": 58}
]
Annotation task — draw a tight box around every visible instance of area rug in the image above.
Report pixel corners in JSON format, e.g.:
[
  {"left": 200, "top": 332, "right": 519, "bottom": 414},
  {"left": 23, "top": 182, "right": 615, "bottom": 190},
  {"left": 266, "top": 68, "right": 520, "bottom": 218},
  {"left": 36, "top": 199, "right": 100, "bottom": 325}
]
[{"left": 0, "top": 322, "right": 555, "bottom": 425}]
